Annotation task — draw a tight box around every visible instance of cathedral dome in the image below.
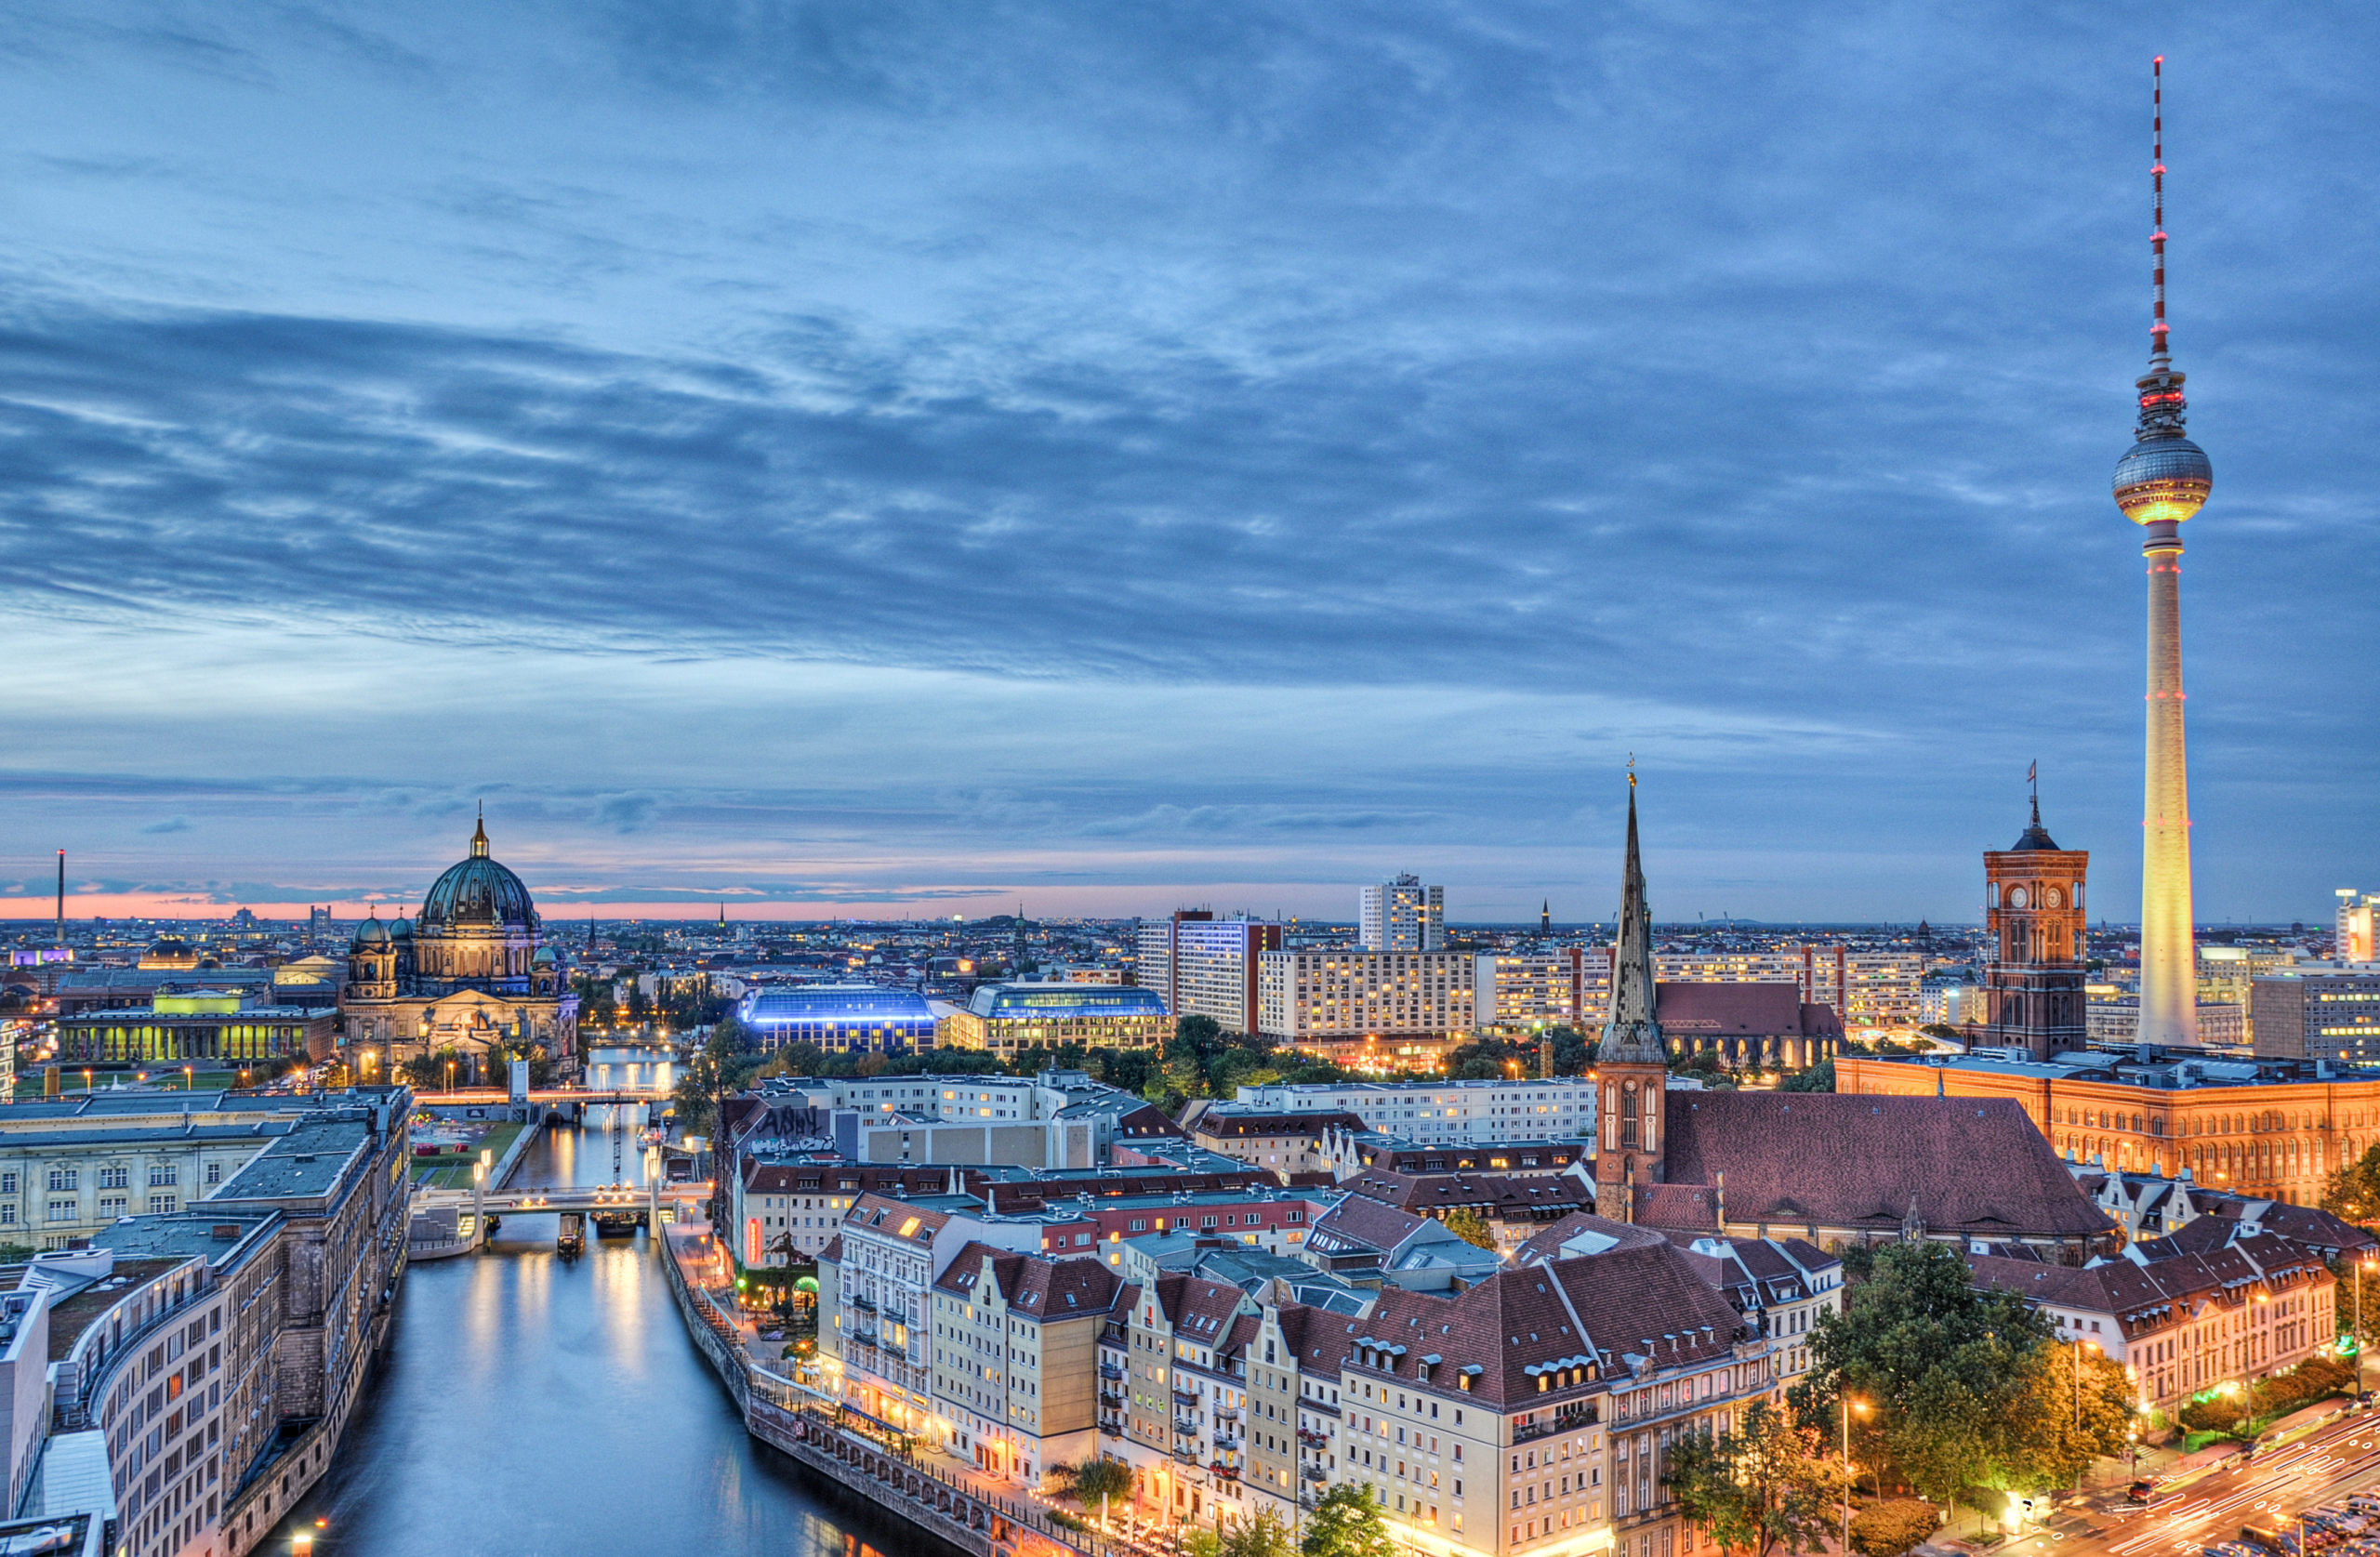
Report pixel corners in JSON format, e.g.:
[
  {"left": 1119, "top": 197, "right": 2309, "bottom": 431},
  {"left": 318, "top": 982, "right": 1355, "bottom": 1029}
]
[
  {"left": 351, "top": 915, "right": 391, "bottom": 948},
  {"left": 418, "top": 816, "right": 536, "bottom": 931}
]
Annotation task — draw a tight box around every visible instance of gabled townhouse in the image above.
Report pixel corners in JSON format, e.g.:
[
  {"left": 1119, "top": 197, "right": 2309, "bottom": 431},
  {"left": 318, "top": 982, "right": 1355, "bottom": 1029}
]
[{"left": 929, "top": 1244, "right": 1127, "bottom": 1484}]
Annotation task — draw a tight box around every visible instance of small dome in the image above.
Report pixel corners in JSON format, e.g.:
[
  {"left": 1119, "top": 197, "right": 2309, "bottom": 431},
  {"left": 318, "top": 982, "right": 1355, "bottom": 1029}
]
[
  {"left": 532, "top": 945, "right": 557, "bottom": 964},
  {"left": 390, "top": 916, "right": 413, "bottom": 940},
  {"left": 351, "top": 916, "right": 391, "bottom": 948},
  {"left": 2113, "top": 436, "right": 2213, "bottom": 525}
]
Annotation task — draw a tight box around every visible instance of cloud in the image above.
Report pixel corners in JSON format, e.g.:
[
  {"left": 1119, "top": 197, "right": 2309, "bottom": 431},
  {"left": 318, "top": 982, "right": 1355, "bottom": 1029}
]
[{"left": 137, "top": 816, "right": 192, "bottom": 834}]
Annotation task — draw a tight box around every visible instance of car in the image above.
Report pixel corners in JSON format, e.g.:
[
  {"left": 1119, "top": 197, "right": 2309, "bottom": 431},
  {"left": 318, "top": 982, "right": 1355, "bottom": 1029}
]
[{"left": 2130, "top": 1482, "right": 2159, "bottom": 1503}]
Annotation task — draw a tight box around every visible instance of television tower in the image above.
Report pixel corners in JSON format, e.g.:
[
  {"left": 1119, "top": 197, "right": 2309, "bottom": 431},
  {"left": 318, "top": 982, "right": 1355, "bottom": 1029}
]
[{"left": 2111, "top": 57, "right": 2213, "bottom": 1045}]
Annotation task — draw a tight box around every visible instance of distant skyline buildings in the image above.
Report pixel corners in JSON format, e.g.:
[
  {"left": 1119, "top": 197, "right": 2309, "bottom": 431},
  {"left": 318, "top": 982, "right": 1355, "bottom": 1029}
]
[{"left": 1357, "top": 875, "right": 1443, "bottom": 952}]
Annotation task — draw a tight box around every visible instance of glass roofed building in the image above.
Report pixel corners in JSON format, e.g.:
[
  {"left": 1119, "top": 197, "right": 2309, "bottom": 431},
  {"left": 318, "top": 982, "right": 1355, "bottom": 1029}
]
[
  {"left": 738, "top": 983, "right": 937, "bottom": 1054},
  {"left": 938, "top": 982, "right": 1169, "bottom": 1058}
]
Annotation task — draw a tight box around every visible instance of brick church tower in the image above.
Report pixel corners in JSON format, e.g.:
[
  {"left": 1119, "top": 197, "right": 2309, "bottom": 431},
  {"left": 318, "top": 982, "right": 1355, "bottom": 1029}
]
[
  {"left": 1595, "top": 773, "right": 1669, "bottom": 1221},
  {"left": 1978, "top": 779, "right": 2091, "bottom": 1062}
]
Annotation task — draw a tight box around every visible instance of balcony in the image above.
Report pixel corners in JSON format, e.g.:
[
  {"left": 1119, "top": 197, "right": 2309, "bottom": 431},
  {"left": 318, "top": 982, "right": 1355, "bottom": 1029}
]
[
  {"left": 852, "top": 1330, "right": 879, "bottom": 1350},
  {"left": 850, "top": 1294, "right": 878, "bottom": 1313},
  {"left": 1210, "top": 1463, "right": 1239, "bottom": 1481},
  {"left": 1099, "top": 1363, "right": 1126, "bottom": 1381},
  {"left": 1302, "top": 1466, "right": 1328, "bottom": 1484},
  {"left": 1211, "top": 1405, "right": 1241, "bottom": 1422},
  {"left": 1172, "top": 1384, "right": 1200, "bottom": 1402},
  {"left": 1296, "top": 1429, "right": 1327, "bottom": 1447}
]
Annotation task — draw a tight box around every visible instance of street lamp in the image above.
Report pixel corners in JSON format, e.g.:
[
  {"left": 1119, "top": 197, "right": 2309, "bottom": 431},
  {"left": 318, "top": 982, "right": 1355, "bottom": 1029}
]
[
  {"left": 1841, "top": 1395, "right": 1868, "bottom": 1554},
  {"left": 2360, "top": 1259, "right": 2376, "bottom": 1394}
]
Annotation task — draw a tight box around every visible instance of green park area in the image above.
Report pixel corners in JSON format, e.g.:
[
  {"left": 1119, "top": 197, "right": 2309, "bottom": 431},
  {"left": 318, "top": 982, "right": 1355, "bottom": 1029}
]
[{"left": 410, "top": 1122, "right": 526, "bottom": 1189}]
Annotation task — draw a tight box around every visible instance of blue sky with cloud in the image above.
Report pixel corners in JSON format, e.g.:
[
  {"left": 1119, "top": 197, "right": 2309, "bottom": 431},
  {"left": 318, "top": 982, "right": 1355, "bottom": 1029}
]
[{"left": 0, "top": 3, "right": 2373, "bottom": 922}]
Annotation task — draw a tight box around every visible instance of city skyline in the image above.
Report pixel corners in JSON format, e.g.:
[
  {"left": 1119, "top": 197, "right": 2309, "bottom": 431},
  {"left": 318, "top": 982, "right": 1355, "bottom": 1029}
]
[{"left": 4, "top": 9, "right": 2376, "bottom": 923}]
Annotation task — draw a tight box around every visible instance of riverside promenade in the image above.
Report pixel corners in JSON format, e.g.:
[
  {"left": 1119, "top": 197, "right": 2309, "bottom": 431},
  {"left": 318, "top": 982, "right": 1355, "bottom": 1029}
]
[{"left": 659, "top": 1222, "right": 1118, "bottom": 1557}]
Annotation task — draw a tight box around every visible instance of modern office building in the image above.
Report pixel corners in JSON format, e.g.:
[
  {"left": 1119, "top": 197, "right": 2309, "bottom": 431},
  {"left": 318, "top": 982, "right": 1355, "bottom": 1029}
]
[
  {"left": 2337, "top": 891, "right": 2379, "bottom": 963},
  {"left": 737, "top": 983, "right": 937, "bottom": 1053},
  {"left": 1136, "top": 913, "right": 1281, "bottom": 1033},
  {"left": 1358, "top": 876, "right": 1443, "bottom": 952},
  {"left": 937, "top": 983, "right": 1169, "bottom": 1058},
  {"left": 1255, "top": 950, "right": 1475, "bottom": 1046},
  {"left": 2252, "top": 968, "right": 2380, "bottom": 1063}
]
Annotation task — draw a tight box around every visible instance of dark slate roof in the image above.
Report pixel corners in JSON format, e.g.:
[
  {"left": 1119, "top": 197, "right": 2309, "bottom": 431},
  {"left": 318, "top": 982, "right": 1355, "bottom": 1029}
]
[
  {"left": 1655, "top": 1092, "right": 2112, "bottom": 1239},
  {"left": 1194, "top": 1111, "right": 1368, "bottom": 1141},
  {"left": 1338, "top": 1169, "right": 1593, "bottom": 1221}
]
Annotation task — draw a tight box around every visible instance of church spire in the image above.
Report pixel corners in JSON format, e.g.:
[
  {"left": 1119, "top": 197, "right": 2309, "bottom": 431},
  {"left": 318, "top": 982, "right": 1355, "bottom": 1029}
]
[
  {"left": 470, "top": 802, "right": 490, "bottom": 860},
  {"left": 1598, "top": 771, "right": 1666, "bottom": 1064}
]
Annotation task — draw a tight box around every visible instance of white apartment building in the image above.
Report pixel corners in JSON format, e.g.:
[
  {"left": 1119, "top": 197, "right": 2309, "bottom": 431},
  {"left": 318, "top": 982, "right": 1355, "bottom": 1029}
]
[
  {"left": 1257, "top": 951, "right": 1475, "bottom": 1042},
  {"left": 1360, "top": 876, "right": 1444, "bottom": 952},
  {"left": 1654, "top": 945, "right": 1923, "bottom": 1033},
  {"left": 1229, "top": 1078, "right": 1596, "bottom": 1142},
  {"left": 2339, "top": 891, "right": 2380, "bottom": 963},
  {"left": 1473, "top": 950, "right": 1608, "bottom": 1033},
  {"left": 1137, "top": 914, "right": 1281, "bottom": 1032}
]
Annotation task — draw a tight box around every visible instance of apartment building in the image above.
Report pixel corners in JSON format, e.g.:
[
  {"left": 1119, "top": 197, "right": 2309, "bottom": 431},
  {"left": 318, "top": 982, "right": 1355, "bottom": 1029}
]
[
  {"left": 1656, "top": 946, "right": 1922, "bottom": 1033},
  {"left": 1258, "top": 951, "right": 1477, "bottom": 1047},
  {"left": 1474, "top": 951, "right": 1608, "bottom": 1035},
  {"left": 820, "top": 1192, "right": 1089, "bottom": 1444},
  {"left": 1187, "top": 1111, "right": 1368, "bottom": 1176},
  {"left": 1969, "top": 1237, "right": 2334, "bottom": 1411},
  {"left": 1360, "top": 877, "right": 1444, "bottom": 953},
  {"left": 1228, "top": 1079, "right": 1598, "bottom": 1144},
  {"left": 1138, "top": 915, "right": 1282, "bottom": 1033},
  {"left": 2252, "top": 967, "right": 2380, "bottom": 1063},
  {"left": 930, "top": 1245, "right": 1127, "bottom": 1484},
  {"left": 733, "top": 1161, "right": 862, "bottom": 1267},
  {"left": 1119, "top": 1273, "right": 1263, "bottom": 1525}
]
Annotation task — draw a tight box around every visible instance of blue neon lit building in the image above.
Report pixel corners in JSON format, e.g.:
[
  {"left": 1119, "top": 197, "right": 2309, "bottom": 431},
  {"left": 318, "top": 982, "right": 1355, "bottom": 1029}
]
[{"left": 737, "top": 983, "right": 936, "bottom": 1053}]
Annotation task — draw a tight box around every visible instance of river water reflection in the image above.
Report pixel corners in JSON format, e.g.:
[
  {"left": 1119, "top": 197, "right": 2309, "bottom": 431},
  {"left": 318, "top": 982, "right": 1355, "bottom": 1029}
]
[{"left": 266, "top": 1115, "right": 918, "bottom": 1557}]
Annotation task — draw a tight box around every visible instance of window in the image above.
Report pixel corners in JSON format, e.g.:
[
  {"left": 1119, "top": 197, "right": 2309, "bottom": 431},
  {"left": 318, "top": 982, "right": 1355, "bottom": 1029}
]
[
  {"left": 99, "top": 1197, "right": 126, "bottom": 1219},
  {"left": 45, "top": 1201, "right": 75, "bottom": 1223},
  {"left": 149, "top": 1194, "right": 176, "bottom": 1215},
  {"left": 205, "top": 1162, "right": 222, "bottom": 1186},
  {"left": 149, "top": 1166, "right": 178, "bottom": 1188},
  {"left": 45, "top": 1169, "right": 75, "bottom": 1194},
  {"left": 97, "top": 1166, "right": 128, "bottom": 1191}
]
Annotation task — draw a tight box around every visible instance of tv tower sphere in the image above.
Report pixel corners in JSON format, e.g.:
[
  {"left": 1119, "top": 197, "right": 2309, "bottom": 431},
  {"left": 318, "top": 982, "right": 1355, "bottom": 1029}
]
[{"left": 2113, "top": 433, "right": 2212, "bottom": 525}]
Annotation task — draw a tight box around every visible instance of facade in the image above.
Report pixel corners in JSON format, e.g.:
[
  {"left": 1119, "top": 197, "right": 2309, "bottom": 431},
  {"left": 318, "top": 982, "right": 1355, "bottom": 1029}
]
[
  {"left": 2338, "top": 892, "right": 2380, "bottom": 963},
  {"left": 1337, "top": 1169, "right": 1593, "bottom": 1253},
  {"left": 54, "top": 993, "right": 337, "bottom": 1070},
  {"left": 1120, "top": 1273, "right": 1262, "bottom": 1524},
  {"left": 36, "top": 1088, "right": 411, "bottom": 1557},
  {"left": 1187, "top": 1111, "right": 1368, "bottom": 1176},
  {"left": 1256, "top": 951, "right": 1477, "bottom": 1046},
  {"left": 2251, "top": 969, "right": 2380, "bottom": 1063},
  {"left": 737, "top": 984, "right": 937, "bottom": 1053},
  {"left": 733, "top": 1160, "right": 861, "bottom": 1266},
  {"left": 1970, "top": 1238, "right": 2334, "bottom": 1412},
  {"left": 931, "top": 1244, "right": 1126, "bottom": 1484},
  {"left": 1976, "top": 800, "right": 2091, "bottom": 1062},
  {"left": 1655, "top": 947, "right": 1922, "bottom": 1035},
  {"left": 2112, "top": 66, "right": 2212, "bottom": 1047},
  {"left": 1228, "top": 1079, "right": 1598, "bottom": 1143},
  {"left": 938, "top": 983, "right": 1169, "bottom": 1058},
  {"left": 337, "top": 816, "right": 577, "bottom": 1079},
  {"left": 1838, "top": 1047, "right": 2380, "bottom": 1207},
  {"left": 1651, "top": 983, "right": 1839, "bottom": 1071},
  {"left": 1360, "top": 877, "right": 1444, "bottom": 953},
  {"left": 1474, "top": 951, "right": 1607, "bottom": 1035},
  {"left": 1137, "top": 914, "right": 1281, "bottom": 1033}
]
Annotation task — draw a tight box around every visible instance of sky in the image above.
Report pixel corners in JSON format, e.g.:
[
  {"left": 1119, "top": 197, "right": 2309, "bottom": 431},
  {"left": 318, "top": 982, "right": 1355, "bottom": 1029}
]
[{"left": 1, "top": 3, "right": 2373, "bottom": 926}]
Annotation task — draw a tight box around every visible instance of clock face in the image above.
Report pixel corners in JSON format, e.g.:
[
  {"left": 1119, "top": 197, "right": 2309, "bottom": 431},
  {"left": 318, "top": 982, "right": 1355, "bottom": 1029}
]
[
  {"left": 2007, "top": 886, "right": 2028, "bottom": 909},
  {"left": 2044, "top": 887, "right": 2063, "bottom": 908}
]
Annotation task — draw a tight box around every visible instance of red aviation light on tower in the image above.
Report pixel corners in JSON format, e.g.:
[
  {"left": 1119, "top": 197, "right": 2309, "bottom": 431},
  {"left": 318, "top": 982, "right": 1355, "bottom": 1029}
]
[{"left": 2113, "top": 54, "right": 2212, "bottom": 527}]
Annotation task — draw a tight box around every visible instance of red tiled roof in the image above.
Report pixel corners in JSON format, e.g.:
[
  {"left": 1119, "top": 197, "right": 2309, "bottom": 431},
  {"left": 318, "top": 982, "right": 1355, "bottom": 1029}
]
[
  {"left": 1511, "top": 1212, "right": 1670, "bottom": 1266},
  {"left": 932, "top": 1240, "right": 1124, "bottom": 1320},
  {"left": 1340, "top": 1169, "right": 1593, "bottom": 1221},
  {"left": 1655, "top": 1092, "right": 2111, "bottom": 1239},
  {"left": 1655, "top": 982, "right": 1840, "bottom": 1036}
]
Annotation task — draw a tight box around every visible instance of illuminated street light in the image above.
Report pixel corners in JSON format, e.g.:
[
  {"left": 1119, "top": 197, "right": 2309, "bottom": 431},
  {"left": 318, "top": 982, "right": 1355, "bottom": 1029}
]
[{"left": 1841, "top": 1395, "right": 1868, "bottom": 1552}]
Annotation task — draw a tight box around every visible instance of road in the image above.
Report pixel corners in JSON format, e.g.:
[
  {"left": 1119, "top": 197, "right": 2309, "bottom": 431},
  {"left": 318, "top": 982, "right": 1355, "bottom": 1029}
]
[{"left": 2022, "top": 1415, "right": 2380, "bottom": 1557}]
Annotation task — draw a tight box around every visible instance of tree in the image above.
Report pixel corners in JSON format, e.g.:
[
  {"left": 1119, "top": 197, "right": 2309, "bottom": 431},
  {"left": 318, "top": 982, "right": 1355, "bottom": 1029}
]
[
  {"left": 1173, "top": 1014, "right": 1223, "bottom": 1055},
  {"left": 1667, "top": 1400, "right": 1848, "bottom": 1557},
  {"left": 1060, "top": 1457, "right": 1134, "bottom": 1506},
  {"left": 2322, "top": 1144, "right": 2380, "bottom": 1227},
  {"left": 1302, "top": 1484, "right": 1395, "bottom": 1557},
  {"left": 1778, "top": 1060, "right": 1834, "bottom": 1094},
  {"left": 1441, "top": 1207, "right": 1498, "bottom": 1251},
  {"left": 1849, "top": 1500, "right": 1940, "bottom": 1557},
  {"left": 1789, "top": 1240, "right": 2058, "bottom": 1512},
  {"left": 1222, "top": 1509, "right": 1296, "bottom": 1557}
]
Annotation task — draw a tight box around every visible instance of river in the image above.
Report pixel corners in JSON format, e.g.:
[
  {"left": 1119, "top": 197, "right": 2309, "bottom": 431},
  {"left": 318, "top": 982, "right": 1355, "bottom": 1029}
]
[{"left": 264, "top": 1113, "right": 922, "bottom": 1557}]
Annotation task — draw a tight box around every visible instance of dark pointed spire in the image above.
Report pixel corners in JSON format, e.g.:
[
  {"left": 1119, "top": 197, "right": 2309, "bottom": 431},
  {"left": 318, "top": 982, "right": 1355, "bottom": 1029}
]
[{"left": 1598, "top": 771, "right": 1666, "bottom": 1064}]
